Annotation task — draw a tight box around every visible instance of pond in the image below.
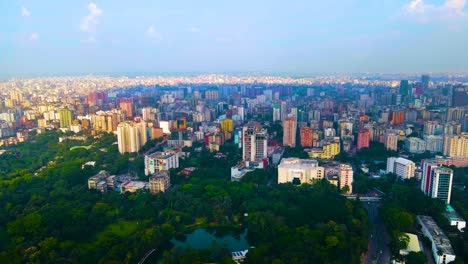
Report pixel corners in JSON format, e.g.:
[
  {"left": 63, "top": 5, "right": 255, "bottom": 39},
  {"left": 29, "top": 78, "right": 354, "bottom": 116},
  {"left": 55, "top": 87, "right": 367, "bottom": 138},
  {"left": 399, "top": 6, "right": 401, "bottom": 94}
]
[{"left": 170, "top": 227, "right": 250, "bottom": 251}]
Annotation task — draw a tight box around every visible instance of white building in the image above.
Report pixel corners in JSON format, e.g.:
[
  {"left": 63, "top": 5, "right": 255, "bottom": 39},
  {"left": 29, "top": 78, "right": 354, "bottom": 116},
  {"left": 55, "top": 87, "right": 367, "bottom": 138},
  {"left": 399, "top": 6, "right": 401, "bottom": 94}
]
[
  {"left": 117, "top": 121, "right": 147, "bottom": 154},
  {"left": 417, "top": 215, "right": 456, "bottom": 264},
  {"left": 386, "top": 157, "right": 416, "bottom": 179},
  {"left": 445, "top": 205, "right": 466, "bottom": 232},
  {"left": 339, "top": 164, "right": 353, "bottom": 194},
  {"left": 242, "top": 123, "right": 268, "bottom": 162},
  {"left": 144, "top": 152, "right": 179, "bottom": 176},
  {"left": 231, "top": 161, "right": 264, "bottom": 181},
  {"left": 278, "top": 158, "right": 324, "bottom": 185}
]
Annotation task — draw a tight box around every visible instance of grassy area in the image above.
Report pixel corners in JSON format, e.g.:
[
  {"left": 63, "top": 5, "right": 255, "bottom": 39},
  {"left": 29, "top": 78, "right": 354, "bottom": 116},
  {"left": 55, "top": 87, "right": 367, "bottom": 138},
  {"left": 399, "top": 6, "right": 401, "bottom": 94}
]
[{"left": 97, "top": 220, "right": 143, "bottom": 239}]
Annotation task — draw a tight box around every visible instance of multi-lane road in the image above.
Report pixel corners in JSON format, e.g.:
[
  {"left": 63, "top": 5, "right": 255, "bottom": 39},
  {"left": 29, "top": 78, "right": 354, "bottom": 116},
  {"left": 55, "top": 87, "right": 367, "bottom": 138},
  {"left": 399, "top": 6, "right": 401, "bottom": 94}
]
[{"left": 364, "top": 201, "right": 391, "bottom": 264}]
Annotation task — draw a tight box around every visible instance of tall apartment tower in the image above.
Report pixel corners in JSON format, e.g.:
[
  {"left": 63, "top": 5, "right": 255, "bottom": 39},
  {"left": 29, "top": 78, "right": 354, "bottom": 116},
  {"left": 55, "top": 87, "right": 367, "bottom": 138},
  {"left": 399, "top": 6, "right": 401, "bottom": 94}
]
[
  {"left": 58, "top": 108, "right": 72, "bottom": 128},
  {"left": 117, "top": 121, "right": 147, "bottom": 154},
  {"left": 300, "top": 126, "right": 313, "bottom": 147},
  {"left": 339, "top": 164, "right": 353, "bottom": 194},
  {"left": 283, "top": 118, "right": 297, "bottom": 147},
  {"left": 242, "top": 122, "right": 268, "bottom": 162},
  {"left": 443, "top": 133, "right": 468, "bottom": 157},
  {"left": 357, "top": 129, "right": 370, "bottom": 150}
]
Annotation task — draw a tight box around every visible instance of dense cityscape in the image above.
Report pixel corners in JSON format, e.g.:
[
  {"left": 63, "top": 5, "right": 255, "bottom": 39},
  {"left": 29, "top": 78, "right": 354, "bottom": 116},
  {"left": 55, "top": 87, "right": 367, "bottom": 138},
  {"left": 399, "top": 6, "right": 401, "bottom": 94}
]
[{"left": 0, "top": 73, "right": 467, "bottom": 263}]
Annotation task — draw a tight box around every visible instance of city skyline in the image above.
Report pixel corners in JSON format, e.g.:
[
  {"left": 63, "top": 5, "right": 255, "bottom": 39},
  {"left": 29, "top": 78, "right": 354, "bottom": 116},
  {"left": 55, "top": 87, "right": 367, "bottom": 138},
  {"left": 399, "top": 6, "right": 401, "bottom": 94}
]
[{"left": 2, "top": 0, "right": 468, "bottom": 77}]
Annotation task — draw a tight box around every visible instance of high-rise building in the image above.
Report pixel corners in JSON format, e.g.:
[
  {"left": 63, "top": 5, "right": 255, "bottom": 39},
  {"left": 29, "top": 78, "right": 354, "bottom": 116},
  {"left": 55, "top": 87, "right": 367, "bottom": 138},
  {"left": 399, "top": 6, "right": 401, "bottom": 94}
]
[
  {"left": 443, "top": 133, "right": 468, "bottom": 157},
  {"left": 144, "top": 152, "right": 179, "bottom": 175},
  {"left": 273, "top": 104, "right": 281, "bottom": 122},
  {"left": 280, "top": 101, "right": 288, "bottom": 121},
  {"left": 428, "top": 167, "right": 453, "bottom": 204},
  {"left": 58, "top": 108, "right": 72, "bottom": 128},
  {"left": 278, "top": 158, "right": 324, "bottom": 185},
  {"left": 221, "top": 119, "right": 234, "bottom": 132},
  {"left": 400, "top": 80, "right": 409, "bottom": 97},
  {"left": 386, "top": 157, "right": 415, "bottom": 179},
  {"left": 451, "top": 87, "right": 467, "bottom": 107},
  {"left": 300, "top": 126, "right": 313, "bottom": 147},
  {"left": 357, "top": 129, "right": 370, "bottom": 150},
  {"left": 119, "top": 100, "right": 134, "bottom": 118},
  {"left": 283, "top": 118, "right": 297, "bottom": 147},
  {"left": 116, "top": 121, "right": 147, "bottom": 154},
  {"left": 242, "top": 122, "right": 268, "bottom": 162},
  {"left": 149, "top": 170, "right": 171, "bottom": 194},
  {"left": 339, "top": 164, "right": 353, "bottom": 193},
  {"left": 421, "top": 74, "right": 430, "bottom": 92},
  {"left": 384, "top": 133, "right": 398, "bottom": 151},
  {"left": 205, "top": 89, "right": 219, "bottom": 100}
]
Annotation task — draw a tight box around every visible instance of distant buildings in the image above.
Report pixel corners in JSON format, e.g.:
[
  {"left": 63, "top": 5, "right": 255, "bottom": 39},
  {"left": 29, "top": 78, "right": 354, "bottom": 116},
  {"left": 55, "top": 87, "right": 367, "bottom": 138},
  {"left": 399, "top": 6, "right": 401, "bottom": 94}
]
[
  {"left": 116, "top": 121, "right": 147, "bottom": 154},
  {"left": 283, "top": 118, "right": 297, "bottom": 147},
  {"left": 444, "top": 205, "right": 466, "bottom": 232},
  {"left": 417, "top": 215, "right": 456, "bottom": 264},
  {"left": 278, "top": 158, "right": 324, "bottom": 185},
  {"left": 242, "top": 122, "right": 268, "bottom": 162},
  {"left": 386, "top": 157, "right": 415, "bottom": 179},
  {"left": 144, "top": 151, "right": 179, "bottom": 176},
  {"left": 231, "top": 160, "right": 264, "bottom": 181}
]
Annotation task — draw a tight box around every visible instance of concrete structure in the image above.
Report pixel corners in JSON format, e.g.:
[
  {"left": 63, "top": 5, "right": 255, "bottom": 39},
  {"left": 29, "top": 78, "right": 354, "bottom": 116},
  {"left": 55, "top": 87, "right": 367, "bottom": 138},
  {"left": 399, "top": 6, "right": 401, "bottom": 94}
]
[
  {"left": 144, "top": 151, "right": 179, "bottom": 176},
  {"left": 445, "top": 205, "right": 466, "bottom": 232},
  {"left": 58, "top": 108, "right": 72, "bottom": 129},
  {"left": 242, "top": 122, "right": 268, "bottom": 162},
  {"left": 300, "top": 126, "right": 313, "bottom": 147},
  {"left": 278, "top": 158, "right": 324, "bottom": 185},
  {"left": 339, "top": 164, "right": 353, "bottom": 193},
  {"left": 117, "top": 121, "right": 147, "bottom": 154},
  {"left": 221, "top": 119, "right": 234, "bottom": 132},
  {"left": 417, "top": 215, "right": 456, "bottom": 264},
  {"left": 307, "top": 139, "right": 340, "bottom": 159},
  {"left": 283, "top": 118, "right": 297, "bottom": 147},
  {"left": 384, "top": 133, "right": 398, "bottom": 151},
  {"left": 386, "top": 157, "right": 416, "bottom": 179},
  {"left": 357, "top": 129, "right": 370, "bottom": 151},
  {"left": 88, "top": 170, "right": 110, "bottom": 192},
  {"left": 424, "top": 135, "right": 444, "bottom": 153},
  {"left": 120, "top": 181, "right": 149, "bottom": 193},
  {"left": 149, "top": 170, "right": 171, "bottom": 193},
  {"left": 432, "top": 167, "right": 454, "bottom": 204},
  {"left": 444, "top": 133, "right": 468, "bottom": 157},
  {"left": 405, "top": 137, "right": 426, "bottom": 154}
]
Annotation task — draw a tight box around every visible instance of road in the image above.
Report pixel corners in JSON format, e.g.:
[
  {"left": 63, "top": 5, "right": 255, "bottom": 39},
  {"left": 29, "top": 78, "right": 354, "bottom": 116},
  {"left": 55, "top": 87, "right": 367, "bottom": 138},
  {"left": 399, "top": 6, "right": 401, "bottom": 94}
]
[{"left": 364, "top": 201, "right": 391, "bottom": 264}]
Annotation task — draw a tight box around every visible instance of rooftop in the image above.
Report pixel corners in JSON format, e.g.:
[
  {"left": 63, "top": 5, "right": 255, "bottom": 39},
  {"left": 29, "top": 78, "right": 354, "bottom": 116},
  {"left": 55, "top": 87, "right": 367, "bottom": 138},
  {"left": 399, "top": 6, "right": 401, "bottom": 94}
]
[
  {"left": 278, "top": 158, "right": 319, "bottom": 170},
  {"left": 417, "top": 215, "right": 455, "bottom": 255}
]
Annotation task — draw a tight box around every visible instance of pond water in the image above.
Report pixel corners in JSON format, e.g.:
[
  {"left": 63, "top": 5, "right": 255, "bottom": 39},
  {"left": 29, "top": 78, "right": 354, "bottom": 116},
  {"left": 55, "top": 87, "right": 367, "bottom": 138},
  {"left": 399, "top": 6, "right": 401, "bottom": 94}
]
[{"left": 170, "top": 228, "right": 250, "bottom": 251}]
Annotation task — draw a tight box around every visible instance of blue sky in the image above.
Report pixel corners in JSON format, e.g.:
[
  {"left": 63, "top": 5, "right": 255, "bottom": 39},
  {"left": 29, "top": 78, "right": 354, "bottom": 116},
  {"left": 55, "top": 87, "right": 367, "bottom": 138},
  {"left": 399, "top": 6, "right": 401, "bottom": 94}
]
[{"left": 1, "top": 0, "right": 467, "bottom": 76}]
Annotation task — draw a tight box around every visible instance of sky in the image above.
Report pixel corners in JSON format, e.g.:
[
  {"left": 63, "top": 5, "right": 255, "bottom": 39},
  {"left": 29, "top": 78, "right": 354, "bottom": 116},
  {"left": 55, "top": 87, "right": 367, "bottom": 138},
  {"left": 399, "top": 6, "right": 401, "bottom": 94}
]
[{"left": 0, "top": 0, "right": 468, "bottom": 77}]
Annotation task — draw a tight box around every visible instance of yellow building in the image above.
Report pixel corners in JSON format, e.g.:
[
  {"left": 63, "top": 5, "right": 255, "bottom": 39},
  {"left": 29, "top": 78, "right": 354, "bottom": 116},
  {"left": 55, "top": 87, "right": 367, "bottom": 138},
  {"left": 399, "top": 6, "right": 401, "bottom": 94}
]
[
  {"left": 444, "top": 133, "right": 468, "bottom": 157},
  {"left": 221, "top": 119, "right": 234, "bottom": 132},
  {"left": 308, "top": 141, "right": 340, "bottom": 159}
]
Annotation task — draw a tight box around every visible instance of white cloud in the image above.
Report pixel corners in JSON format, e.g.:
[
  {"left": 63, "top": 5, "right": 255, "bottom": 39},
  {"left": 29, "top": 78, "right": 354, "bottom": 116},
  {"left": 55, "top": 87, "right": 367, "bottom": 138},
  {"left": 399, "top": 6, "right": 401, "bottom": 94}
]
[
  {"left": 30, "top": 33, "right": 39, "bottom": 41},
  {"left": 80, "top": 3, "right": 102, "bottom": 33},
  {"left": 402, "top": 0, "right": 466, "bottom": 22},
  {"left": 146, "top": 25, "right": 162, "bottom": 41},
  {"left": 21, "top": 7, "right": 31, "bottom": 17},
  {"left": 187, "top": 26, "right": 201, "bottom": 33}
]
